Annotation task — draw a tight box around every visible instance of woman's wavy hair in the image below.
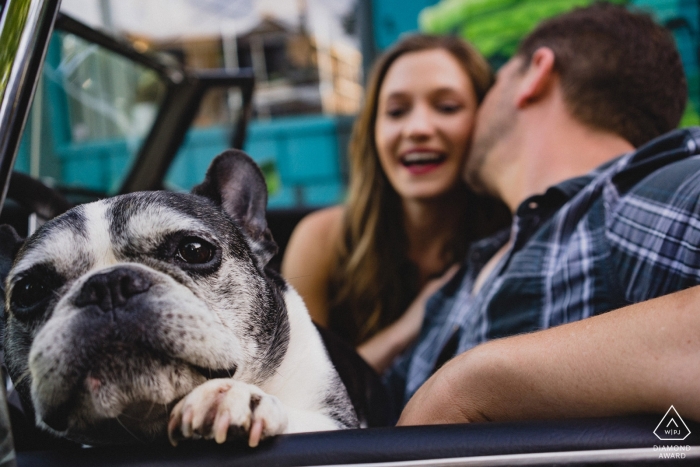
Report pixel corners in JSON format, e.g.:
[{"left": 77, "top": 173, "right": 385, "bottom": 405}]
[{"left": 327, "top": 34, "right": 509, "bottom": 345}]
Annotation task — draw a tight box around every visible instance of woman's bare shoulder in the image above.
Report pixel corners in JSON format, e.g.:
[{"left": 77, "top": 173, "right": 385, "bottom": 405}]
[
  {"left": 282, "top": 205, "right": 345, "bottom": 279},
  {"left": 282, "top": 205, "right": 345, "bottom": 326},
  {"left": 294, "top": 205, "right": 344, "bottom": 240}
]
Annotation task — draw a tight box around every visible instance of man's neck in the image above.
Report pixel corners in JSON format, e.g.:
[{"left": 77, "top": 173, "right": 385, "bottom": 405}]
[{"left": 496, "top": 99, "right": 635, "bottom": 213}]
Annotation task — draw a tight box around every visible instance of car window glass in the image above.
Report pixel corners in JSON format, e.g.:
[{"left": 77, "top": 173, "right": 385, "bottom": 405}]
[
  {"left": 15, "top": 31, "right": 166, "bottom": 199},
  {"left": 164, "top": 87, "right": 253, "bottom": 192},
  {"left": 57, "top": 0, "right": 361, "bottom": 209}
]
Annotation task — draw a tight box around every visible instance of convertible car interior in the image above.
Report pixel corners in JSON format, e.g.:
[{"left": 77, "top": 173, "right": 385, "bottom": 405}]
[{"left": 1, "top": 0, "right": 699, "bottom": 465}]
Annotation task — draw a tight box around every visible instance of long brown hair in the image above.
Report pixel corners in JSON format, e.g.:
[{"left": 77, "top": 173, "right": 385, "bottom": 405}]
[{"left": 327, "top": 34, "right": 509, "bottom": 345}]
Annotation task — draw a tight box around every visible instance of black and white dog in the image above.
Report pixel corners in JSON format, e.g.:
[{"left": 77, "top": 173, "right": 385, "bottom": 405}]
[{"left": 0, "top": 150, "right": 360, "bottom": 447}]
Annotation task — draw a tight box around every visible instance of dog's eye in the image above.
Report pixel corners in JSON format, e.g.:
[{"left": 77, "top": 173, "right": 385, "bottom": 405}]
[
  {"left": 176, "top": 237, "right": 215, "bottom": 264},
  {"left": 12, "top": 276, "right": 53, "bottom": 310},
  {"left": 9, "top": 265, "right": 64, "bottom": 319}
]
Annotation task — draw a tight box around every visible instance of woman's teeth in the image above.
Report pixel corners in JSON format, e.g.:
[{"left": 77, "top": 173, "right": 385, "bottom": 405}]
[{"left": 402, "top": 152, "right": 445, "bottom": 166}]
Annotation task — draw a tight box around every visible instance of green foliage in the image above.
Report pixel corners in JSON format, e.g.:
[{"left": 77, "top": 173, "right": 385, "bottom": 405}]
[
  {"left": 0, "top": 0, "right": 31, "bottom": 99},
  {"left": 419, "top": 0, "right": 700, "bottom": 131},
  {"left": 680, "top": 100, "right": 700, "bottom": 127},
  {"left": 682, "top": 68, "right": 700, "bottom": 128},
  {"left": 420, "top": 0, "right": 627, "bottom": 58},
  {"left": 259, "top": 159, "right": 281, "bottom": 195}
]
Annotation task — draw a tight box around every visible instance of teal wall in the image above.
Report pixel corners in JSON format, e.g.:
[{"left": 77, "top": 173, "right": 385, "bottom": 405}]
[
  {"left": 372, "top": 0, "right": 441, "bottom": 50},
  {"left": 167, "top": 115, "right": 353, "bottom": 208},
  {"left": 16, "top": 113, "right": 353, "bottom": 208}
]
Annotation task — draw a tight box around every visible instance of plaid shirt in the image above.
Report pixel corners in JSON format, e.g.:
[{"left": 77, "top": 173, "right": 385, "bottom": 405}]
[{"left": 387, "top": 127, "right": 700, "bottom": 408}]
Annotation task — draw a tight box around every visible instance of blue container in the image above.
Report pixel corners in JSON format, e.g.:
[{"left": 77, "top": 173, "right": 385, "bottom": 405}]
[{"left": 162, "top": 114, "right": 354, "bottom": 208}]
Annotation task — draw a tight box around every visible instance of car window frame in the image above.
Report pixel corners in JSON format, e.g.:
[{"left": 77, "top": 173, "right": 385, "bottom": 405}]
[
  {"left": 50, "top": 13, "right": 255, "bottom": 195},
  {"left": 0, "top": 0, "right": 61, "bottom": 215}
]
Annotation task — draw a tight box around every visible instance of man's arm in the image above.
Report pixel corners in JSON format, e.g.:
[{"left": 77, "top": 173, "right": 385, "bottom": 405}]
[{"left": 398, "top": 285, "right": 700, "bottom": 425}]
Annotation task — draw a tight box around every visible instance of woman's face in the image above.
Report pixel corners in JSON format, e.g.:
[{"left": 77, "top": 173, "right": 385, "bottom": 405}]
[{"left": 375, "top": 48, "right": 479, "bottom": 201}]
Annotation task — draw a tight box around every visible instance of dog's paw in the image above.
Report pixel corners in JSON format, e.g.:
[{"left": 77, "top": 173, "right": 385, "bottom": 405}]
[{"left": 168, "top": 378, "right": 288, "bottom": 447}]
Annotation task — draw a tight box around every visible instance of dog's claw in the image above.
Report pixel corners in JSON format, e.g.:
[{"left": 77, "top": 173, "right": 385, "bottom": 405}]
[
  {"left": 249, "top": 419, "right": 264, "bottom": 448},
  {"left": 181, "top": 407, "right": 194, "bottom": 438},
  {"left": 168, "top": 406, "right": 183, "bottom": 446},
  {"left": 167, "top": 378, "right": 287, "bottom": 447},
  {"left": 168, "top": 432, "right": 179, "bottom": 447},
  {"left": 214, "top": 411, "right": 230, "bottom": 444}
]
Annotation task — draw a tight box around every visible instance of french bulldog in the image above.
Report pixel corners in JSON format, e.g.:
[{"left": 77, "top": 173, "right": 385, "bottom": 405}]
[{"left": 0, "top": 150, "right": 358, "bottom": 447}]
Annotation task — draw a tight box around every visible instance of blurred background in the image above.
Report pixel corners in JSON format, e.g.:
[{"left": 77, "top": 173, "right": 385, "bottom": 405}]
[{"left": 14, "top": 0, "right": 700, "bottom": 209}]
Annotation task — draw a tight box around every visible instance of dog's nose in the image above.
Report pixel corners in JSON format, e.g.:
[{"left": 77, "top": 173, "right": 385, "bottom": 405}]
[{"left": 75, "top": 268, "right": 152, "bottom": 312}]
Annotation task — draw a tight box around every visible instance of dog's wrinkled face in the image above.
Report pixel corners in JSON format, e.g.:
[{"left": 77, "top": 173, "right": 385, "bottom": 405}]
[{"left": 1, "top": 151, "right": 288, "bottom": 444}]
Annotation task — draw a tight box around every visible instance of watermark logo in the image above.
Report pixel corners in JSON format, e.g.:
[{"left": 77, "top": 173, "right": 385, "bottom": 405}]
[{"left": 654, "top": 406, "right": 691, "bottom": 441}]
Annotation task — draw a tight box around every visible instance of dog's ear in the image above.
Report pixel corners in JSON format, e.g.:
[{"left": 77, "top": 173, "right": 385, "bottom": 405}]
[{"left": 192, "top": 149, "right": 278, "bottom": 267}]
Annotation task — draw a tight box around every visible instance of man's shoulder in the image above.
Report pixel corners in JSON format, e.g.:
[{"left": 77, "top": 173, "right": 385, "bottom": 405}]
[
  {"left": 618, "top": 152, "right": 700, "bottom": 205},
  {"left": 633, "top": 155, "right": 700, "bottom": 190},
  {"left": 613, "top": 127, "right": 700, "bottom": 201},
  {"left": 605, "top": 131, "right": 700, "bottom": 258},
  {"left": 631, "top": 127, "right": 700, "bottom": 163}
]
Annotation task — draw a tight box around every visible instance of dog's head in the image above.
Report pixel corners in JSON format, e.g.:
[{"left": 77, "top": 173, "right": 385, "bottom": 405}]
[{"left": 0, "top": 150, "right": 290, "bottom": 444}]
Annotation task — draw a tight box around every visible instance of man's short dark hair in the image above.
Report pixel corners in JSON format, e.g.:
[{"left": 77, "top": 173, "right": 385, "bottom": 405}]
[{"left": 517, "top": 2, "right": 687, "bottom": 147}]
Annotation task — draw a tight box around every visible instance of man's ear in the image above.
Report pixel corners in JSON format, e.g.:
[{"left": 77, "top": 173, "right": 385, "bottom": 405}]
[
  {"left": 515, "top": 47, "right": 556, "bottom": 108},
  {"left": 192, "top": 149, "right": 278, "bottom": 267}
]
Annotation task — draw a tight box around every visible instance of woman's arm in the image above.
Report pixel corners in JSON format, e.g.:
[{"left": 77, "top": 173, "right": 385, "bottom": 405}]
[
  {"left": 398, "top": 285, "right": 700, "bottom": 425},
  {"left": 358, "top": 265, "right": 459, "bottom": 374},
  {"left": 281, "top": 206, "right": 344, "bottom": 326}
]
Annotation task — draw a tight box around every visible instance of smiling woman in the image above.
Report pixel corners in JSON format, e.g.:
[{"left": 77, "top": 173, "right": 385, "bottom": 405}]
[
  {"left": 281, "top": 34, "right": 510, "bottom": 378},
  {"left": 374, "top": 48, "right": 477, "bottom": 201}
]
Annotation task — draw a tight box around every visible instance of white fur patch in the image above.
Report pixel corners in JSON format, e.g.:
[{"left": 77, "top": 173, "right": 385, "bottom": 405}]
[
  {"left": 124, "top": 204, "right": 207, "bottom": 247},
  {"left": 9, "top": 191, "right": 356, "bottom": 443},
  {"left": 261, "top": 287, "right": 341, "bottom": 432}
]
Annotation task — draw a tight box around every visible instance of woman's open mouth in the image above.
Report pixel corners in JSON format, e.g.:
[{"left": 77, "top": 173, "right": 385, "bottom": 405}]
[{"left": 400, "top": 152, "right": 447, "bottom": 175}]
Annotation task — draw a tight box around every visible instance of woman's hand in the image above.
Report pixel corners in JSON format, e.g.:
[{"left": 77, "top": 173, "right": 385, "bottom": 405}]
[{"left": 358, "top": 264, "right": 460, "bottom": 374}]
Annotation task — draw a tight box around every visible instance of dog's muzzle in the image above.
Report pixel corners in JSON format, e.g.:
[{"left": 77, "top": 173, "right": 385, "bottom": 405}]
[{"left": 74, "top": 268, "right": 152, "bottom": 313}]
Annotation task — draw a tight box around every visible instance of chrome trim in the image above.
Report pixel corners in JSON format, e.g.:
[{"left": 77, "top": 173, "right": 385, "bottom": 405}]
[
  {"left": 317, "top": 446, "right": 700, "bottom": 467},
  {"left": 0, "top": 0, "right": 61, "bottom": 213}
]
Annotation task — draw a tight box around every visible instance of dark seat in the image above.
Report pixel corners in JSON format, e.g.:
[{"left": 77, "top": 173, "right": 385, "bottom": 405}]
[{"left": 265, "top": 207, "right": 317, "bottom": 273}]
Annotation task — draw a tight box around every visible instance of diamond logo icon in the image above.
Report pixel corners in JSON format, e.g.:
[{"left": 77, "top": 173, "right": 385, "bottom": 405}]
[{"left": 654, "top": 406, "right": 691, "bottom": 441}]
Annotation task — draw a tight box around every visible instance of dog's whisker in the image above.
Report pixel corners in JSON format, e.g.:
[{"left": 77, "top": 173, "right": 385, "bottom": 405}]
[
  {"left": 115, "top": 415, "right": 149, "bottom": 444},
  {"left": 114, "top": 413, "right": 141, "bottom": 420},
  {"left": 15, "top": 369, "right": 32, "bottom": 386},
  {"left": 143, "top": 401, "right": 157, "bottom": 419}
]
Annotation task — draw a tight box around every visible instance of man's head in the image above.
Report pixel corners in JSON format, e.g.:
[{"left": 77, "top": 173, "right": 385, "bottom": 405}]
[
  {"left": 466, "top": 3, "right": 687, "bottom": 196},
  {"left": 517, "top": 3, "right": 686, "bottom": 147}
]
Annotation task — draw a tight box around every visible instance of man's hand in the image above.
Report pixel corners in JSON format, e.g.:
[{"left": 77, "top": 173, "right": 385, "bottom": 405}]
[{"left": 398, "top": 286, "right": 700, "bottom": 426}]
